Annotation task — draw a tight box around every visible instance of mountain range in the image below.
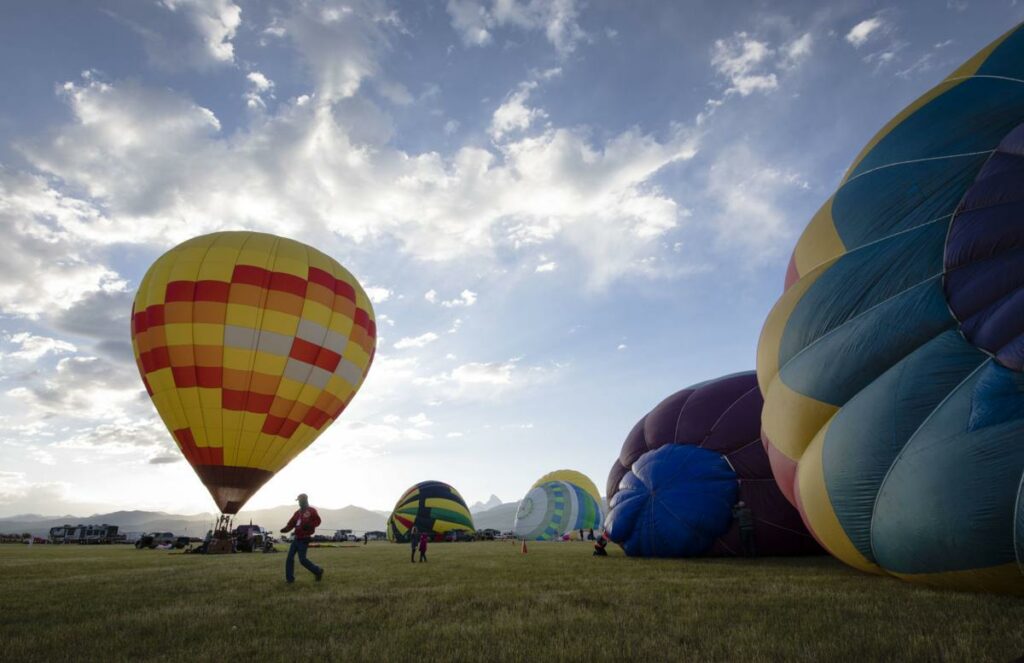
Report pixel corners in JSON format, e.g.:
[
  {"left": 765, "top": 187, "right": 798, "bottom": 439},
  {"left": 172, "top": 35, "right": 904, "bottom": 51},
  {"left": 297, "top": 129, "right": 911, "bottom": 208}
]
[{"left": 0, "top": 499, "right": 523, "bottom": 537}]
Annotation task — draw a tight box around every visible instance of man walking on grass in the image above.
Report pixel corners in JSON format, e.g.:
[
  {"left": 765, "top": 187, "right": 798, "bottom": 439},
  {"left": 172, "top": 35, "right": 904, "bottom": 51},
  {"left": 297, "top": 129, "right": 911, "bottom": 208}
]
[{"left": 281, "top": 493, "right": 323, "bottom": 584}]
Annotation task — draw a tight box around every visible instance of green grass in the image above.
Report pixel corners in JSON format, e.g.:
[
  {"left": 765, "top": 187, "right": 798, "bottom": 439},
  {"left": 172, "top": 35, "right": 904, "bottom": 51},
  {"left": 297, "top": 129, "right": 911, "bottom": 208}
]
[{"left": 1, "top": 542, "right": 1022, "bottom": 662}]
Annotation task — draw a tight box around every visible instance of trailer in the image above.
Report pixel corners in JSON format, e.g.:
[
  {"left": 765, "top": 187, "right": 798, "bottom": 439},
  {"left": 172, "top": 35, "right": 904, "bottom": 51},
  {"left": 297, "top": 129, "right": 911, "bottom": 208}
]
[{"left": 48, "top": 524, "right": 119, "bottom": 544}]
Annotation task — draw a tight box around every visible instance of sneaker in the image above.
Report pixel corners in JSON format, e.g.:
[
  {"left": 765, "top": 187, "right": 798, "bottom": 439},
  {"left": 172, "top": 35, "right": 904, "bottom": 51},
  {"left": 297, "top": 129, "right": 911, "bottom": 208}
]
[{"left": 315, "top": 569, "right": 323, "bottom": 582}]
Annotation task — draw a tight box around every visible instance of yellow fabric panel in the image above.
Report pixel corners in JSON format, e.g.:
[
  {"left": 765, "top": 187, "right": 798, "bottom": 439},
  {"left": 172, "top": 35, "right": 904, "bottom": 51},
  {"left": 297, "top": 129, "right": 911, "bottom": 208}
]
[
  {"left": 223, "top": 347, "right": 253, "bottom": 371},
  {"left": 146, "top": 368, "right": 175, "bottom": 396},
  {"left": 761, "top": 375, "right": 838, "bottom": 464},
  {"left": 152, "top": 390, "right": 186, "bottom": 431},
  {"left": 195, "top": 259, "right": 235, "bottom": 282},
  {"left": 532, "top": 470, "right": 603, "bottom": 507},
  {"left": 191, "top": 323, "right": 224, "bottom": 346},
  {"left": 252, "top": 352, "right": 286, "bottom": 375},
  {"left": 306, "top": 247, "right": 336, "bottom": 273},
  {"left": 756, "top": 256, "right": 838, "bottom": 395},
  {"left": 791, "top": 196, "right": 846, "bottom": 279},
  {"left": 259, "top": 309, "right": 300, "bottom": 337},
  {"left": 890, "top": 563, "right": 1024, "bottom": 596},
  {"left": 225, "top": 303, "right": 260, "bottom": 328},
  {"left": 275, "top": 378, "right": 304, "bottom": 401},
  {"left": 167, "top": 256, "right": 203, "bottom": 282},
  {"left": 236, "top": 233, "right": 278, "bottom": 265},
  {"left": 197, "top": 388, "right": 220, "bottom": 410},
  {"left": 424, "top": 497, "right": 468, "bottom": 512},
  {"left": 293, "top": 382, "right": 320, "bottom": 407},
  {"left": 797, "top": 419, "right": 881, "bottom": 575},
  {"left": 300, "top": 299, "right": 332, "bottom": 327},
  {"left": 164, "top": 323, "right": 194, "bottom": 347}
]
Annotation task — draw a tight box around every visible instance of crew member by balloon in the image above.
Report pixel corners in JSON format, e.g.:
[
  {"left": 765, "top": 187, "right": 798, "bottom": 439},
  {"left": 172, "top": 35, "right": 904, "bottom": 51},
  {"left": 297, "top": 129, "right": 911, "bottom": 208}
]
[{"left": 281, "top": 493, "right": 323, "bottom": 583}]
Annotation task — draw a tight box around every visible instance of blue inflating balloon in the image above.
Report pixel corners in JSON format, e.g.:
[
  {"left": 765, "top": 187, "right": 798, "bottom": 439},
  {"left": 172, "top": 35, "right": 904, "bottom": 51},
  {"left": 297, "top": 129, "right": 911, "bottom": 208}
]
[{"left": 605, "top": 444, "right": 738, "bottom": 557}]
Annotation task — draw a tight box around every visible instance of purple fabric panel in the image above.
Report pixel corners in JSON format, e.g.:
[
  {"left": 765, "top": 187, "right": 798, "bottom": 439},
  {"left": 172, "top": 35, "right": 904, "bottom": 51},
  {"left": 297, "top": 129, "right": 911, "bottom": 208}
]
[
  {"left": 606, "top": 461, "right": 628, "bottom": 501},
  {"left": 701, "top": 386, "right": 763, "bottom": 456},
  {"left": 618, "top": 417, "right": 649, "bottom": 467},
  {"left": 723, "top": 437, "right": 771, "bottom": 480},
  {"left": 944, "top": 122, "right": 1024, "bottom": 373},
  {"left": 674, "top": 372, "right": 760, "bottom": 443},
  {"left": 945, "top": 247, "right": 1024, "bottom": 320},
  {"left": 642, "top": 389, "right": 694, "bottom": 447},
  {"left": 737, "top": 480, "right": 821, "bottom": 555}
]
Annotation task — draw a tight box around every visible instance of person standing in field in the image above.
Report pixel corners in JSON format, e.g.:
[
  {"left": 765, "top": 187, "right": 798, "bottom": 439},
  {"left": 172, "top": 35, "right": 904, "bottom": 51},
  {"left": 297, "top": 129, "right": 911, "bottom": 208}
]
[
  {"left": 409, "top": 526, "right": 419, "bottom": 563},
  {"left": 418, "top": 532, "right": 428, "bottom": 562},
  {"left": 281, "top": 493, "right": 323, "bottom": 583},
  {"left": 732, "top": 500, "right": 756, "bottom": 556}
]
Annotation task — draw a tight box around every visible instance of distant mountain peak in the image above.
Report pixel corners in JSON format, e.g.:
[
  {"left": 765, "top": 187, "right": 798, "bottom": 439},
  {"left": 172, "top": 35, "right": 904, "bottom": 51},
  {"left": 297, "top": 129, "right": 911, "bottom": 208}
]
[{"left": 469, "top": 494, "right": 503, "bottom": 514}]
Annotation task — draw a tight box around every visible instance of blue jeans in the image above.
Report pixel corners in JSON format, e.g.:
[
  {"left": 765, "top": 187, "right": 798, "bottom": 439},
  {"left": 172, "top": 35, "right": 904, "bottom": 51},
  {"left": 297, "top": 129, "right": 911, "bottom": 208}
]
[{"left": 285, "top": 539, "right": 321, "bottom": 582}]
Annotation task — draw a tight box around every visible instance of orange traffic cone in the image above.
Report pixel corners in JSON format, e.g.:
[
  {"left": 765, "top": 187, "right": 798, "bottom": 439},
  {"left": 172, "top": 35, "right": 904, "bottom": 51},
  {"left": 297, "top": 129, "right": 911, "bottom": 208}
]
[{"left": 521, "top": 538, "right": 528, "bottom": 554}]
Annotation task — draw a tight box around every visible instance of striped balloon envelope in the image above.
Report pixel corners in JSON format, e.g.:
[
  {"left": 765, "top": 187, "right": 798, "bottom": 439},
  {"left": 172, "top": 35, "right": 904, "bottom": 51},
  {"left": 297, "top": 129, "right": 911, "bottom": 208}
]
[
  {"left": 386, "top": 481, "right": 475, "bottom": 542},
  {"left": 131, "top": 231, "right": 376, "bottom": 514},
  {"left": 757, "top": 24, "right": 1024, "bottom": 593},
  {"left": 513, "top": 478, "right": 603, "bottom": 541}
]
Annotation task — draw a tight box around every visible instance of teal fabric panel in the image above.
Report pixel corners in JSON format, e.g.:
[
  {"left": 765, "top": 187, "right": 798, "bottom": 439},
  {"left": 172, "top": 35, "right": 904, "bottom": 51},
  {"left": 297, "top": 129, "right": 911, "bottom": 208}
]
[
  {"left": 779, "top": 218, "right": 951, "bottom": 384},
  {"left": 832, "top": 155, "right": 986, "bottom": 250},
  {"left": 975, "top": 24, "right": 1024, "bottom": 78},
  {"left": 847, "top": 76, "right": 1024, "bottom": 181},
  {"left": 872, "top": 360, "right": 1024, "bottom": 574},
  {"left": 821, "top": 330, "right": 986, "bottom": 562}
]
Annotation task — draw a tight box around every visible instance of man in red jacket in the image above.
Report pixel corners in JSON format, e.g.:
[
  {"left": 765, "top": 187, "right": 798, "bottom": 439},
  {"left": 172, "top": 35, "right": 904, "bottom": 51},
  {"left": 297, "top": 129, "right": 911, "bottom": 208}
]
[{"left": 281, "top": 493, "right": 323, "bottom": 583}]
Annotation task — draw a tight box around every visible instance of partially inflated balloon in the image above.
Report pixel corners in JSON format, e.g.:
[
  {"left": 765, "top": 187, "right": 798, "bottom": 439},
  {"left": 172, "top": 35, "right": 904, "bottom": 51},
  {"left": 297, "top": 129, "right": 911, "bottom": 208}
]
[
  {"left": 131, "top": 232, "right": 376, "bottom": 514},
  {"left": 514, "top": 470, "right": 603, "bottom": 541},
  {"left": 605, "top": 372, "right": 820, "bottom": 557},
  {"left": 758, "top": 24, "right": 1024, "bottom": 593},
  {"left": 387, "top": 481, "right": 475, "bottom": 542}
]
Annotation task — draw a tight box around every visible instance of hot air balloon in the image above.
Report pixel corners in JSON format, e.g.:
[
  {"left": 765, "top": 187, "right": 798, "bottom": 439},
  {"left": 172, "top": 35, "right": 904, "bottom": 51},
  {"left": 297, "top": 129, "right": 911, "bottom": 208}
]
[
  {"left": 386, "top": 481, "right": 475, "bottom": 542},
  {"left": 757, "top": 24, "right": 1024, "bottom": 593},
  {"left": 513, "top": 470, "right": 603, "bottom": 541},
  {"left": 605, "top": 372, "right": 820, "bottom": 557},
  {"left": 131, "top": 231, "right": 376, "bottom": 514}
]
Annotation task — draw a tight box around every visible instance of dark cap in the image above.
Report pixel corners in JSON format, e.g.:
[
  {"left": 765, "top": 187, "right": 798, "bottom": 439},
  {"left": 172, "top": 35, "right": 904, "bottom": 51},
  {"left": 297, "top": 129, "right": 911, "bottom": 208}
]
[{"left": 296, "top": 493, "right": 308, "bottom": 502}]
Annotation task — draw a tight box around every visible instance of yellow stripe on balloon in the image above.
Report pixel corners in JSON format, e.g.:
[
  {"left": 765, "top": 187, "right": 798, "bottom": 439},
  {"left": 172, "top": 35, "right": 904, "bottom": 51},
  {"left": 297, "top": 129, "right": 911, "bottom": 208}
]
[
  {"left": 791, "top": 196, "right": 846, "bottom": 280},
  {"left": 756, "top": 256, "right": 839, "bottom": 395},
  {"left": 797, "top": 418, "right": 881, "bottom": 575}
]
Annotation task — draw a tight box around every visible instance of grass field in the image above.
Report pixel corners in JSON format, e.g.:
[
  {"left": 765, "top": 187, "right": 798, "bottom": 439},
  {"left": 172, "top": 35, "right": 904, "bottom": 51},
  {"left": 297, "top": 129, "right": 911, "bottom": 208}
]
[{"left": 2, "top": 542, "right": 1022, "bottom": 662}]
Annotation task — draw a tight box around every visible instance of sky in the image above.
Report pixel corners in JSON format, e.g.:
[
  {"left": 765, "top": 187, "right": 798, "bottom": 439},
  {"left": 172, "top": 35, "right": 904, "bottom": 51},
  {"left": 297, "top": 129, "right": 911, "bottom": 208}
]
[{"left": 0, "top": 0, "right": 1020, "bottom": 517}]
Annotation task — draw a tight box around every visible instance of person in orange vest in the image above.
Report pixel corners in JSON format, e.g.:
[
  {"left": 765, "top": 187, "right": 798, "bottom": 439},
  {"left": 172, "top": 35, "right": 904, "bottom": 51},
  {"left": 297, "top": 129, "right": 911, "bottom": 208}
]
[{"left": 281, "top": 493, "right": 323, "bottom": 583}]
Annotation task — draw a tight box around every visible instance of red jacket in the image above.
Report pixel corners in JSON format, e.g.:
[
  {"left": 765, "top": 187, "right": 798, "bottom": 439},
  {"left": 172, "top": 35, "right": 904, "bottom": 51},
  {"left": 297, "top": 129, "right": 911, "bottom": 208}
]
[{"left": 283, "top": 507, "right": 321, "bottom": 540}]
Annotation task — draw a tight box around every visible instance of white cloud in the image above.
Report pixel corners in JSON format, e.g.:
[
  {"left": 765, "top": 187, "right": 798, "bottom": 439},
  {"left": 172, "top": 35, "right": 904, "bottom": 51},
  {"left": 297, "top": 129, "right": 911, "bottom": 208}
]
[
  {"left": 161, "top": 0, "right": 241, "bottom": 65},
  {"left": 616, "top": 343, "right": 627, "bottom": 351},
  {"left": 446, "top": 0, "right": 586, "bottom": 55},
  {"left": 846, "top": 17, "right": 884, "bottom": 48},
  {"left": 441, "top": 290, "right": 477, "bottom": 308},
  {"left": 6, "top": 355, "right": 143, "bottom": 420},
  {"left": 415, "top": 358, "right": 553, "bottom": 401},
  {"left": 704, "top": 144, "right": 809, "bottom": 261},
  {"left": 782, "top": 33, "right": 813, "bottom": 67},
  {"left": 245, "top": 71, "right": 275, "bottom": 109},
  {"left": 393, "top": 332, "right": 440, "bottom": 349},
  {"left": 408, "top": 412, "right": 433, "bottom": 428},
  {"left": 490, "top": 82, "right": 547, "bottom": 140},
  {"left": 711, "top": 32, "right": 778, "bottom": 96},
  {"left": 5, "top": 333, "right": 77, "bottom": 361},
  {"left": 18, "top": 61, "right": 696, "bottom": 300},
  {"left": 444, "top": 120, "right": 461, "bottom": 135},
  {"left": 364, "top": 286, "right": 392, "bottom": 304},
  {"left": 535, "top": 261, "right": 557, "bottom": 272},
  {"left": 424, "top": 289, "right": 438, "bottom": 303}
]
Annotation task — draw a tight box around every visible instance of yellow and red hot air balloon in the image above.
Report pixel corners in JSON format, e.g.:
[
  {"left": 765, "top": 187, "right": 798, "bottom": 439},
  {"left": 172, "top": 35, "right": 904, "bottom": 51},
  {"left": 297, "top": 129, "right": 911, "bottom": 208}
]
[{"left": 131, "top": 231, "right": 376, "bottom": 514}]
